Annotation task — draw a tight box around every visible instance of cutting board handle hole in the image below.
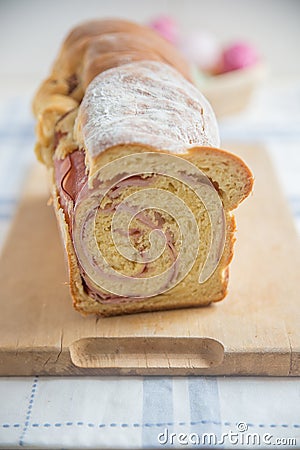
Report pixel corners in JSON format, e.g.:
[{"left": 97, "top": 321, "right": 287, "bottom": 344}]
[{"left": 69, "top": 337, "right": 224, "bottom": 369}]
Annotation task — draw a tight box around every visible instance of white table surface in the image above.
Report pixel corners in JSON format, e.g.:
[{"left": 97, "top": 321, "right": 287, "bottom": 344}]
[{"left": 0, "top": 82, "right": 300, "bottom": 449}]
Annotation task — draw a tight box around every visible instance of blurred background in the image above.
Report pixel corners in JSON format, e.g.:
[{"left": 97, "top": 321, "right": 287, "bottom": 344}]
[
  {"left": 0, "top": 0, "right": 299, "bottom": 243},
  {"left": 1, "top": 0, "right": 300, "bottom": 95}
]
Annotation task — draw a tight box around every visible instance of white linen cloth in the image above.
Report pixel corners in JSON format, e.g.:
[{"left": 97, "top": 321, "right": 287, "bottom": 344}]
[
  {"left": 0, "top": 83, "right": 300, "bottom": 449},
  {"left": 1, "top": 377, "right": 300, "bottom": 449}
]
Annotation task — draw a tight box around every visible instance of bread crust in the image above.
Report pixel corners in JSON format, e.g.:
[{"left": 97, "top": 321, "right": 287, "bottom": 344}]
[{"left": 33, "top": 19, "right": 253, "bottom": 317}]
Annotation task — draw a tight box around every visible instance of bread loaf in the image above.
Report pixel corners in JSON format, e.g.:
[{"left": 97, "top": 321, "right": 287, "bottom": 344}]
[{"left": 33, "top": 19, "right": 253, "bottom": 316}]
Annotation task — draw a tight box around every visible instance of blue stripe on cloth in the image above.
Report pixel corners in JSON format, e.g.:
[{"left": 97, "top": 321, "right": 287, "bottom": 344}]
[
  {"left": 142, "top": 377, "right": 173, "bottom": 449},
  {"left": 0, "top": 198, "right": 18, "bottom": 221},
  {"left": 0, "top": 127, "right": 34, "bottom": 140},
  {"left": 0, "top": 198, "right": 18, "bottom": 203},
  {"left": 220, "top": 131, "right": 300, "bottom": 141},
  {"left": 0, "top": 129, "right": 34, "bottom": 141},
  {"left": 288, "top": 196, "right": 300, "bottom": 217},
  {"left": 188, "top": 377, "right": 222, "bottom": 448},
  {"left": 289, "top": 196, "right": 300, "bottom": 203},
  {"left": 0, "top": 135, "right": 35, "bottom": 200}
]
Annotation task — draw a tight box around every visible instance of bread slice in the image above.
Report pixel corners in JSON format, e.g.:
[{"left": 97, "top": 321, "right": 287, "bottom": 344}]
[{"left": 33, "top": 19, "right": 253, "bottom": 316}]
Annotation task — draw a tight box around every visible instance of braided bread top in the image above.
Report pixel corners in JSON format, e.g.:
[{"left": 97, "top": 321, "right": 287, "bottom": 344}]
[
  {"left": 33, "top": 19, "right": 192, "bottom": 116},
  {"left": 33, "top": 19, "right": 220, "bottom": 165}
]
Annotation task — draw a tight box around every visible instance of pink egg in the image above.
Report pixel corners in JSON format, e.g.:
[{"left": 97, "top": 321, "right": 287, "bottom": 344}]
[
  {"left": 179, "top": 31, "right": 222, "bottom": 72},
  {"left": 148, "top": 16, "right": 179, "bottom": 44},
  {"left": 222, "top": 42, "right": 259, "bottom": 72}
]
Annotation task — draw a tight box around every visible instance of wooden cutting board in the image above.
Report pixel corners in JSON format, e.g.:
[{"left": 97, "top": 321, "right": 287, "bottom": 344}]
[{"left": 0, "top": 144, "right": 299, "bottom": 376}]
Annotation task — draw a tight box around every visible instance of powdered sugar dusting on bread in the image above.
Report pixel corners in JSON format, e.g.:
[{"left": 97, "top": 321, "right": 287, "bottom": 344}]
[{"left": 76, "top": 61, "right": 220, "bottom": 157}]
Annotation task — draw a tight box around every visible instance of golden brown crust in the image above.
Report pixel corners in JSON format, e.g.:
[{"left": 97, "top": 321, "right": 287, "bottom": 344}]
[
  {"left": 58, "top": 19, "right": 192, "bottom": 82},
  {"left": 33, "top": 19, "right": 253, "bottom": 317}
]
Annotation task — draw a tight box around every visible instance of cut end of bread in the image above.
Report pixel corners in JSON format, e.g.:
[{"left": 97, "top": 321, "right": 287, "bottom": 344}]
[{"left": 51, "top": 143, "right": 251, "bottom": 317}]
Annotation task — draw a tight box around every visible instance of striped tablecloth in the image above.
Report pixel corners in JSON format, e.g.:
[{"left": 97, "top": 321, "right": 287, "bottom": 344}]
[{"left": 0, "top": 84, "right": 300, "bottom": 449}]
